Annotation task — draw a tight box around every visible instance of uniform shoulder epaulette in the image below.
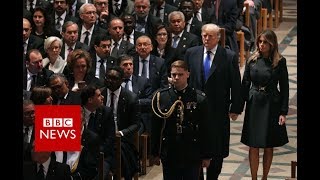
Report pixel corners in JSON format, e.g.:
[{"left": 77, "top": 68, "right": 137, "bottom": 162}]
[{"left": 195, "top": 89, "right": 206, "bottom": 97}]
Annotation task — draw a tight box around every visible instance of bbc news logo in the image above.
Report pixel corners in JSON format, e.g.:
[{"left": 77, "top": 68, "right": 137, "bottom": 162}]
[
  {"left": 34, "top": 105, "right": 81, "bottom": 152},
  {"left": 41, "top": 118, "right": 76, "bottom": 139}
]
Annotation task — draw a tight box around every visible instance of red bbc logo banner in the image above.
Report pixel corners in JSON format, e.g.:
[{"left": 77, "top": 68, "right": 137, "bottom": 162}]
[{"left": 34, "top": 105, "right": 81, "bottom": 152}]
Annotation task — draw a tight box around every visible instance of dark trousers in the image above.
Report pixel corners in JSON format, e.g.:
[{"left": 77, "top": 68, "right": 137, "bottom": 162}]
[
  {"left": 199, "top": 157, "right": 223, "bottom": 180},
  {"left": 162, "top": 161, "right": 201, "bottom": 180}
]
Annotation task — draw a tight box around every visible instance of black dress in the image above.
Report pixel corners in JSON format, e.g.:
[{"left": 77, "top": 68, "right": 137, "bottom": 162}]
[{"left": 240, "top": 56, "right": 289, "bottom": 148}]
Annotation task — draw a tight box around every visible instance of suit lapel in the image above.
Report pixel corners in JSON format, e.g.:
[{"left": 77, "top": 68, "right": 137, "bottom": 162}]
[
  {"left": 117, "top": 89, "right": 127, "bottom": 127},
  {"left": 195, "top": 46, "right": 204, "bottom": 81},
  {"left": 131, "top": 75, "right": 138, "bottom": 94},
  {"left": 149, "top": 55, "right": 157, "bottom": 80},
  {"left": 208, "top": 45, "right": 223, "bottom": 79}
]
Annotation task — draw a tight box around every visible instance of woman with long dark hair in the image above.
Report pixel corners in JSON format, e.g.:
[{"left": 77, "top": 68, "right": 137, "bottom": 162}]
[{"left": 240, "top": 29, "right": 289, "bottom": 180}]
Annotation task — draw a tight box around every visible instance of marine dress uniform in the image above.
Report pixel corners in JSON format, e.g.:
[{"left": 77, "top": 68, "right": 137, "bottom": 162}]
[{"left": 151, "top": 86, "right": 212, "bottom": 180}]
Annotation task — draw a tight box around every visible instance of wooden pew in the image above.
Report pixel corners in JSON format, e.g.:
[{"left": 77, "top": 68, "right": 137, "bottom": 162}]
[
  {"left": 291, "top": 161, "right": 297, "bottom": 178},
  {"left": 236, "top": 31, "right": 245, "bottom": 67},
  {"left": 285, "top": 161, "right": 297, "bottom": 180},
  {"left": 219, "top": 28, "right": 226, "bottom": 48},
  {"left": 243, "top": 3, "right": 251, "bottom": 59},
  {"left": 257, "top": 8, "right": 268, "bottom": 36},
  {"left": 279, "top": 0, "right": 283, "bottom": 22},
  {"left": 109, "top": 133, "right": 139, "bottom": 180},
  {"left": 244, "top": 3, "right": 250, "bottom": 27},
  {"left": 140, "top": 133, "right": 149, "bottom": 175},
  {"left": 219, "top": 28, "right": 245, "bottom": 67},
  {"left": 108, "top": 135, "right": 121, "bottom": 180}
]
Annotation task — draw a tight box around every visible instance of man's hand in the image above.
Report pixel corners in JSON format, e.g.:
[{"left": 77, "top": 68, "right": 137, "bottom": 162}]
[
  {"left": 202, "top": 159, "right": 211, "bottom": 168},
  {"left": 99, "top": 10, "right": 109, "bottom": 22},
  {"left": 229, "top": 113, "right": 239, "bottom": 121}
]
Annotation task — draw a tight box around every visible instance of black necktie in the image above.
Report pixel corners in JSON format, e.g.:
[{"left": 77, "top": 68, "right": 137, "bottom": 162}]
[
  {"left": 156, "top": 5, "right": 162, "bottom": 17},
  {"left": 126, "top": 35, "right": 130, "bottom": 42},
  {"left": 114, "top": 3, "right": 121, "bottom": 16},
  {"left": 36, "top": 164, "right": 45, "bottom": 180},
  {"left": 29, "top": 2, "right": 34, "bottom": 13},
  {"left": 195, "top": 11, "right": 201, "bottom": 21},
  {"left": 124, "top": 78, "right": 130, "bottom": 90},
  {"left": 141, "top": 59, "right": 147, "bottom": 78},
  {"left": 87, "top": 113, "right": 95, "bottom": 130},
  {"left": 110, "top": 92, "right": 115, "bottom": 110},
  {"left": 99, "top": 59, "right": 106, "bottom": 80},
  {"left": 24, "top": 126, "right": 29, "bottom": 143},
  {"left": 31, "top": 75, "right": 37, "bottom": 89},
  {"left": 111, "top": 42, "right": 119, "bottom": 57},
  {"left": 56, "top": 16, "right": 62, "bottom": 31},
  {"left": 83, "top": 31, "right": 90, "bottom": 45}
]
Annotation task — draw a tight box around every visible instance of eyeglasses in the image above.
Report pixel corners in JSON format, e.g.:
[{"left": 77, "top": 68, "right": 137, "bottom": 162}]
[
  {"left": 83, "top": 11, "right": 97, "bottom": 15},
  {"left": 95, "top": 2, "right": 107, "bottom": 6},
  {"left": 157, "top": 33, "right": 167, "bottom": 37},
  {"left": 24, "top": 110, "right": 35, "bottom": 117}
]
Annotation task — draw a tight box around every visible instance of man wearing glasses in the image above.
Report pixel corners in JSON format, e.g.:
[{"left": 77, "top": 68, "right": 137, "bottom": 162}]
[
  {"left": 78, "top": 3, "right": 108, "bottom": 48},
  {"left": 48, "top": 73, "right": 81, "bottom": 105}
]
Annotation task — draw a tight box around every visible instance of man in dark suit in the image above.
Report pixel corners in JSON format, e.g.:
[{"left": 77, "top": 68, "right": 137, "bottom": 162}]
[
  {"left": 118, "top": 54, "right": 153, "bottom": 134},
  {"left": 133, "top": 35, "right": 168, "bottom": 92},
  {"left": 133, "top": 0, "right": 163, "bottom": 40},
  {"left": 23, "top": 100, "right": 35, "bottom": 162},
  {"left": 213, "top": 0, "right": 240, "bottom": 56},
  {"left": 23, "top": 18, "right": 45, "bottom": 57},
  {"left": 168, "top": 11, "right": 199, "bottom": 59},
  {"left": 79, "top": 85, "right": 116, "bottom": 179},
  {"left": 101, "top": 66, "right": 140, "bottom": 179},
  {"left": 60, "top": 21, "right": 90, "bottom": 60},
  {"left": 179, "top": 0, "right": 203, "bottom": 40},
  {"left": 49, "top": 0, "right": 79, "bottom": 33},
  {"left": 165, "top": 0, "right": 182, "bottom": 8},
  {"left": 23, "top": 49, "right": 54, "bottom": 91},
  {"left": 67, "top": 0, "right": 84, "bottom": 19},
  {"left": 23, "top": 146, "right": 71, "bottom": 180},
  {"left": 108, "top": 0, "right": 135, "bottom": 17},
  {"left": 192, "top": 0, "right": 215, "bottom": 24},
  {"left": 122, "top": 14, "right": 145, "bottom": 45},
  {"left": 48, "top": 73, "right": 82, "bottom": 105},
  {"left": 184, "top": 23, "right": 242, "bottom": 180},
  {"left": 23, "top": 0, "right": 52, "bottom": 15},
  {"left": 92, "top": 0, "right": 110, "bottom": 30},
  {"left": 78, "top": 3, "right": 108, "bottom": 48},
  {"left": 108, "top": 18, "right": 136, "bottom": 59},
  {"left": 150, "top": 0, "right": 178, "bottom": 26},
  {"left": 89, "top": 34, "right": 118, "bottom": 83}
]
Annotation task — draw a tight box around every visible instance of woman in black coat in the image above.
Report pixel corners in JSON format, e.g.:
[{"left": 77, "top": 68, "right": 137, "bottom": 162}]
[{"left": 240, "top": 29, "right": 289, "bottom": 180}]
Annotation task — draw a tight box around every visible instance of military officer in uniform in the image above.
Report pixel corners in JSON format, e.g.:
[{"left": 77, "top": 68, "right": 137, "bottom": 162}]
[{"left": 151, "top": 60, "right": 212, "bottom": 180}]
